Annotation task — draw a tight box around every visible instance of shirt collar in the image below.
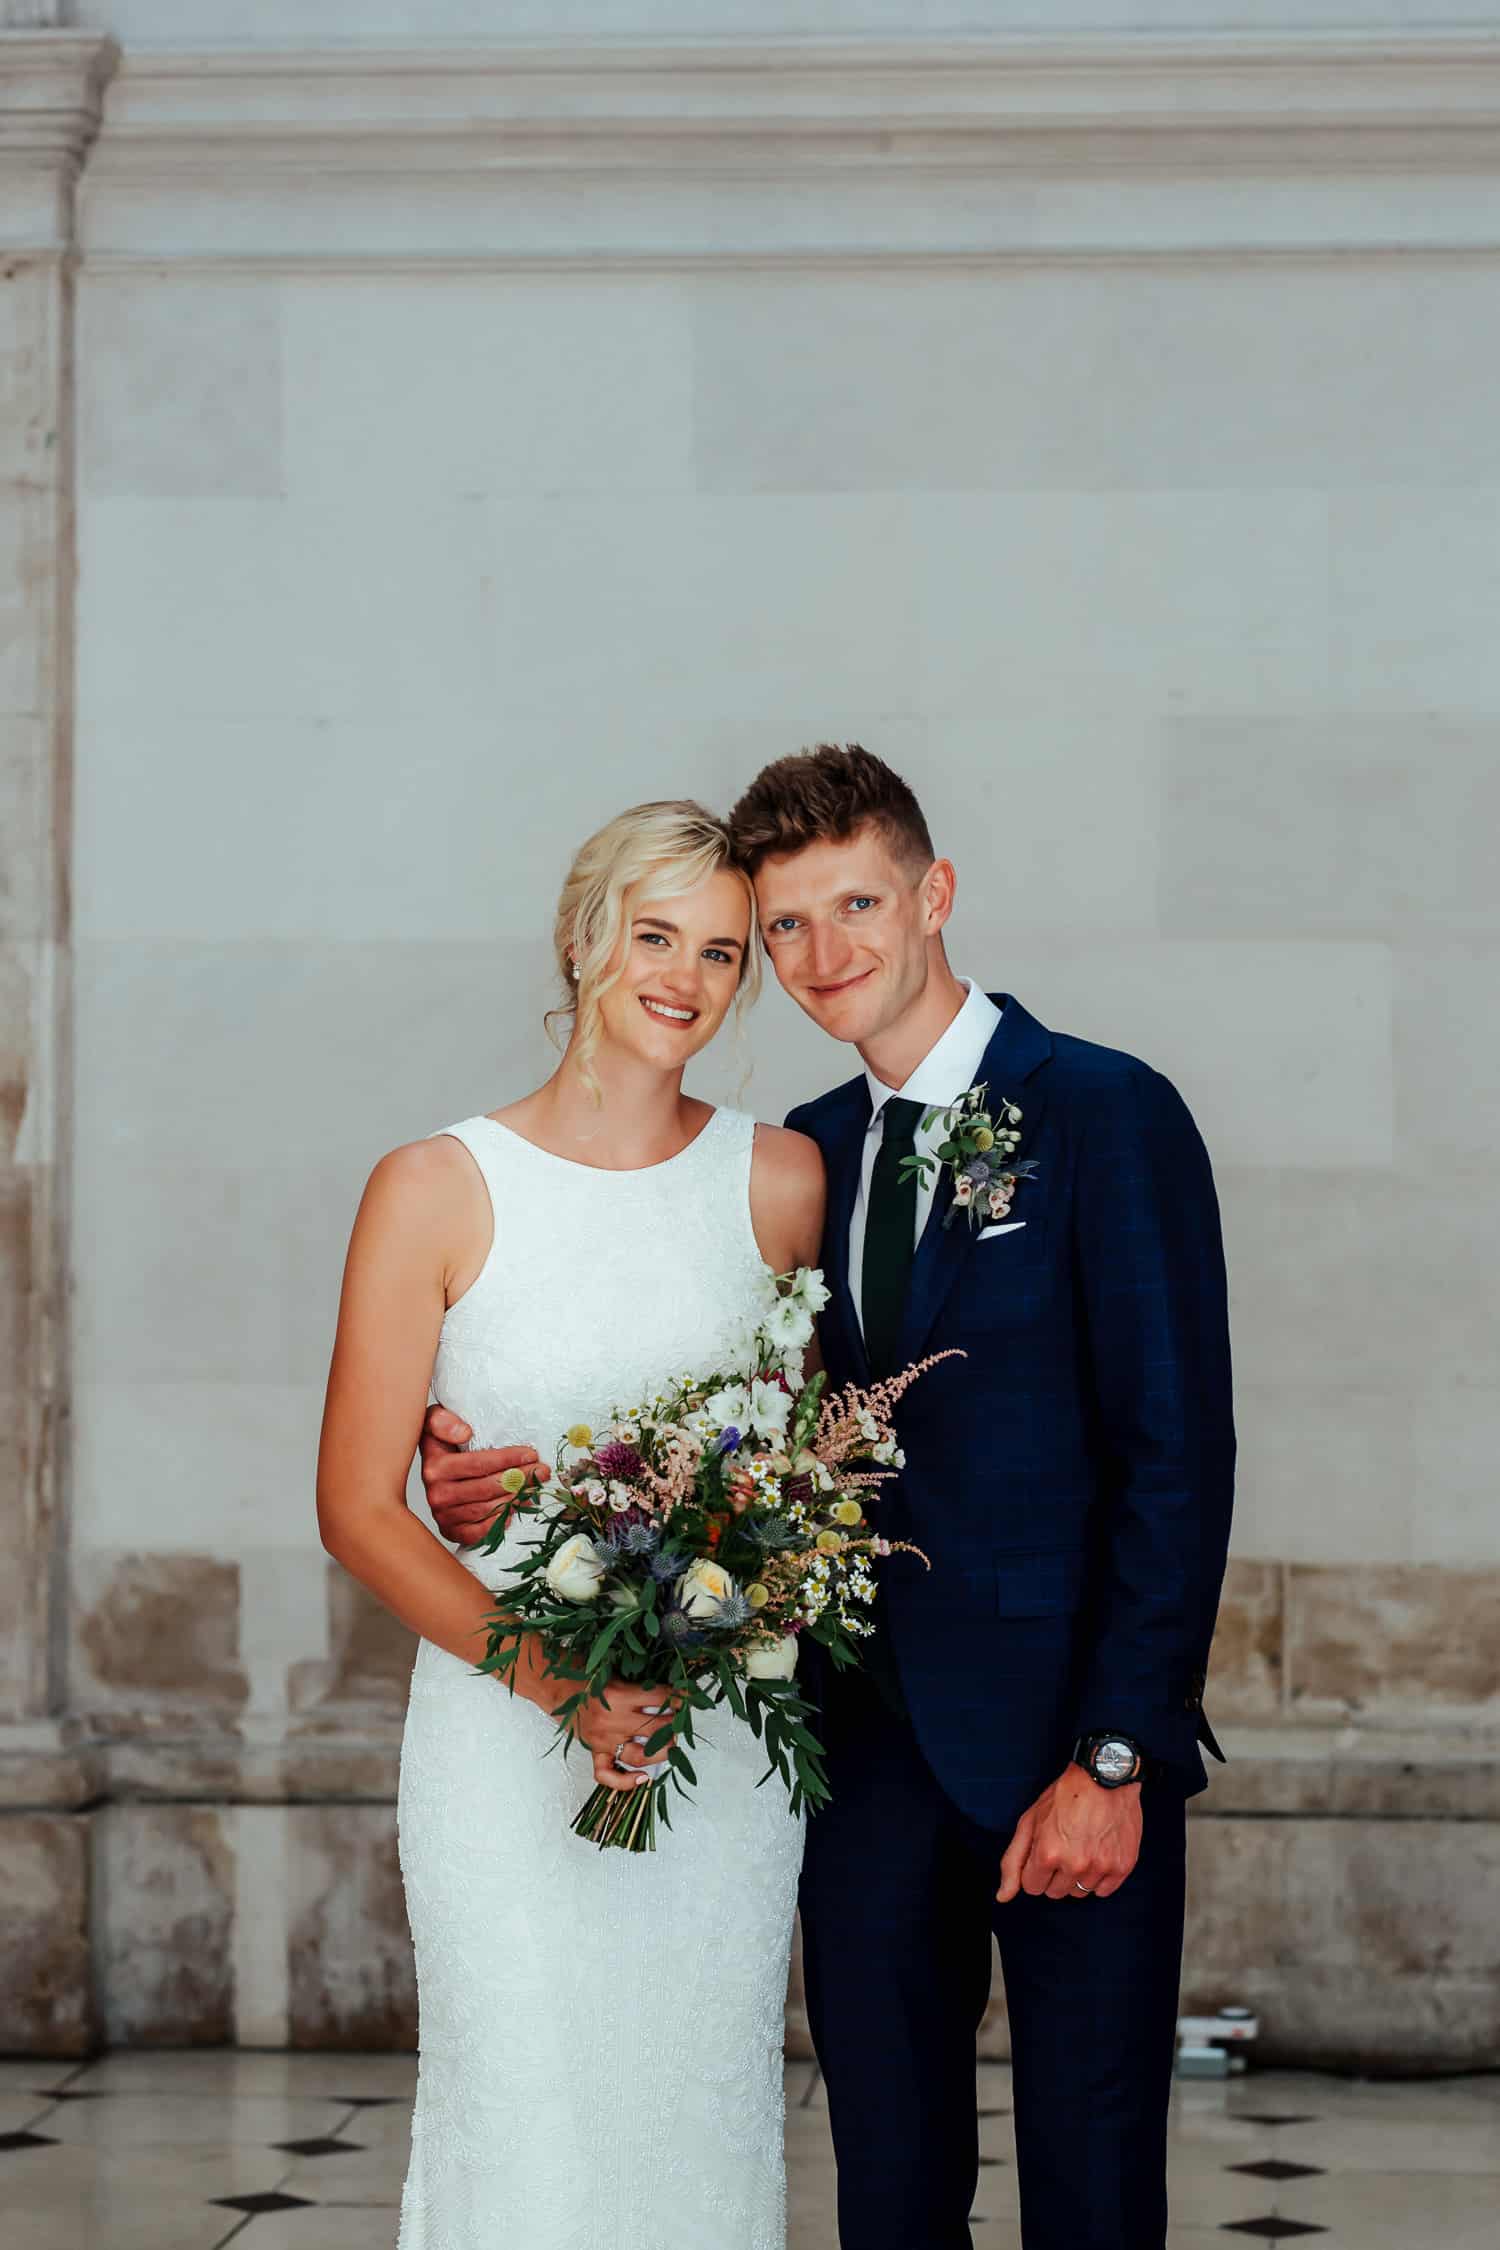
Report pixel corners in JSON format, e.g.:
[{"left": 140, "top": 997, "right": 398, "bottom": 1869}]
[{"left": 863, "top": 979, "right": 1002, "bottom": 1128}]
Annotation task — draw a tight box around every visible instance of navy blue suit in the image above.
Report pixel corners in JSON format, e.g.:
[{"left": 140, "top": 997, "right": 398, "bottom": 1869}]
[{"left": 786, "top": 995, "right": 1234, "bottom": 2250}]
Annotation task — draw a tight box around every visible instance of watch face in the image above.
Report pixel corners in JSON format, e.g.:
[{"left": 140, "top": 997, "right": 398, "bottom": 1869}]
[{"left": 1093, "top": 1737, "right": 1139, "bottom": 1784}]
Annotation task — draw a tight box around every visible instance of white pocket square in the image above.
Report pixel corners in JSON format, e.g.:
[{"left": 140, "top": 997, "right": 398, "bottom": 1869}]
[{"left": 977, "top": 1221, "right": 1027, "bottom": 1241}]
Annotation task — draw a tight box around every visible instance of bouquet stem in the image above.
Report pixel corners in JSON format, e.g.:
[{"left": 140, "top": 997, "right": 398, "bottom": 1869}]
[{"left": 572, "top": 1775, "right": 665, "bottom": 1853}]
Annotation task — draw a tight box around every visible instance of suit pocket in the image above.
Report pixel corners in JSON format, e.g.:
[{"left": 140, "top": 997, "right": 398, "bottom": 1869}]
[
  {"left": 977, "top": 1221, "right": 1026, "bottom": 1241},
  {"left": 994, "top": 1551, "right": 1085, "bottom": 1619}
]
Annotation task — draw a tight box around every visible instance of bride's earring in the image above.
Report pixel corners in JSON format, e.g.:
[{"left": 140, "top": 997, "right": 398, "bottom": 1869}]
[{"left": 571, "top": 962, "right": 580, "bottom": 982}]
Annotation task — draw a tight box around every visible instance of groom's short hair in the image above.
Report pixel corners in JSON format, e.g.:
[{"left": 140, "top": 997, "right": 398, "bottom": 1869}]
[{"left": 728, "top": 743, "right": 934, "bottom": 878}]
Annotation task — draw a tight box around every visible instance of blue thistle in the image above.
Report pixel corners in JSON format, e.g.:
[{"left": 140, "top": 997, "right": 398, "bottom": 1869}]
[
  {"left": 716, "top": 1426, "right": 743, "bottom": 1454},
  {"left": 608, "top": 1518, "right": 662, "bottom": 1557},
  {"left": 746, "top": 1512, "right": 799, "bottom": 1550}
]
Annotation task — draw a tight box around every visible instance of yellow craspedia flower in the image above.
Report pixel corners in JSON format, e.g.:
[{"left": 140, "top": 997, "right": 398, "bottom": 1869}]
[
  {"left": 498, "top": 1467, "right": 529, "bottom": 1495},
  {"left": 833, "top": 1499, "right": 863, "bottom": 1527},
  {"left": 972, "top": 1127, "right": 995, "bottom": 1151},
  {"left": 565, "top": 1424, "right": 594, "bottom": 1449},
  {"left": 746, "top": 1583, "right": 771, "bottom": 1610},
  {"left": 815, "top": 1530, "right": 843, "bottom": 1556}
]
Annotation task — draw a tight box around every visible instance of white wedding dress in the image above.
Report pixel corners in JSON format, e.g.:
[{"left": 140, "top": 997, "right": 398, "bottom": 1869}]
[{"left": 396, "top": 1107, "right": 804, "bottom": 2250}]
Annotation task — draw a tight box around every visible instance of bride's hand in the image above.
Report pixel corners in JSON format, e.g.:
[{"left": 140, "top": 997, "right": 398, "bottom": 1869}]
[{"left": 574, "top": 1679, "right": 681, "bottom": 1794}]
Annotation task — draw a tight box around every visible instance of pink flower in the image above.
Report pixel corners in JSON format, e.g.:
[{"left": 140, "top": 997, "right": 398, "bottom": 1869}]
[
  {"left": 987, "top": 1186, "right": 1013, "bottom": 1219},
  {"left": 953, "top": 1177, "right": 974, "bottom": 1206}
]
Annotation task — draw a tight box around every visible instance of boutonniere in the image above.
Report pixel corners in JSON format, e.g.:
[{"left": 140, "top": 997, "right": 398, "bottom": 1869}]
[{"left": 899, "top": 1083, "right": 1040, "bottom": 1234}]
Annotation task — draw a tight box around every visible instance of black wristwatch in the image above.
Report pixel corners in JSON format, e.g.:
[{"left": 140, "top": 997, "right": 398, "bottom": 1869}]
[{"left": 1072, "top": 1732, "right": 1145, "bottom": 1788}]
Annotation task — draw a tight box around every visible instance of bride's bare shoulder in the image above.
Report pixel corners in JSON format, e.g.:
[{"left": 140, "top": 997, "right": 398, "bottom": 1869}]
[
  {"left": 751, "top": 1119, "right": 823, "bottom": 1173},
  {"left": 357, "top": 1134, "right": 482, "bottom": 1235},
  {"left": 749, "top": 1121, "right": 826, "bottom": 1209}
]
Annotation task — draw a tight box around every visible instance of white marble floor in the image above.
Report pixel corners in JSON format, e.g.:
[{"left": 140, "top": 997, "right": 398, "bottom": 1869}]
[{"left": 1, "top": 2052, "right": 1498, "bottom": 2248}]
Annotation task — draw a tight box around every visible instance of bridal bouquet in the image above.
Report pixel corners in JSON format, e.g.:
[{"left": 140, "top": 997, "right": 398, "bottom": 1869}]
[{"left": 476, "top": 1266, "right": 947, "bottom": 1852}]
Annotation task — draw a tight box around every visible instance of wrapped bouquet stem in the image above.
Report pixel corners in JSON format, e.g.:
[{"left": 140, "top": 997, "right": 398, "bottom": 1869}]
[{"left": 476, "top": 1265, "right": 953, "bottom": 1851}]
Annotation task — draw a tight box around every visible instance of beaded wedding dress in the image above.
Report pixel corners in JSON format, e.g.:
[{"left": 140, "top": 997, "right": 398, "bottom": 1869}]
[{"left": 396, "top": 1108, "right": 804, "bottom": 2250}]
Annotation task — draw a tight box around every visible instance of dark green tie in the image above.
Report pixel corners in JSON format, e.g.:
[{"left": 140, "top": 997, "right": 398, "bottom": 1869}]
[{"left": 860, "top": 1096, "right": 925, "bottom": 1379}]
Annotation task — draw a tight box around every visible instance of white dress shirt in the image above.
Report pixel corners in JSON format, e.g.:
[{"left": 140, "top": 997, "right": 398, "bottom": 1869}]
[{"left": 849, "top": 979, "right": 1002, "bottom": 1331}]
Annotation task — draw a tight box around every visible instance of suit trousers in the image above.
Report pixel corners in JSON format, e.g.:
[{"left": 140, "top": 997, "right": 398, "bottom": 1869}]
[{"left": 799, "top": 1666, "right": 1187, "bottom": 2250}]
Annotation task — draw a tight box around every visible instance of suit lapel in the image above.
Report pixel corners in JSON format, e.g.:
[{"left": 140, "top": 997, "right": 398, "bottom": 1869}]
[
  {"left": 817, "top": 1079, "right": 872, "bottom": 1386},
  {"left": 895, "top": 993, "right": 1053, "bottom": 1371}
]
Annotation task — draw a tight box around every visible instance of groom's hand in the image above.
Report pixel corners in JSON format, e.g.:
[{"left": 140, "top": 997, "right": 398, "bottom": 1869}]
[
  {"left": 995, "top": 1765, "right": 1143, "bottom": 1905},
  {"left": 419, "top": 1405, "right": 549, "bottom": 1547}
]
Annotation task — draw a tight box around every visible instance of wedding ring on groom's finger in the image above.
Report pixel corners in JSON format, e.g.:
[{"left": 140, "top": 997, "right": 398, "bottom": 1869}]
[{"left": 1073, "top": 1882, "right": 1092, "bottom": 1895}]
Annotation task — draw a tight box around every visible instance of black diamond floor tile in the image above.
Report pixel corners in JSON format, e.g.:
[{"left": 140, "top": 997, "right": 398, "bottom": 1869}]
[
  {"left": 338, "top": 2095, "right": 406, "bottom": 2108},
  {"left": 38, "top": 2088, "right": 110, "bottom": 2102},
  {"left": 1229, "top": 2159, "right": 1326, "bottom": 2182},
  {"left": 273, "top": 2136, "right": 366, "bottom": 2158},
  {"left": 1221, "top": 2221, "right": 1328, "bottom": 2240},
  {"left": 0, "top": 2132, "right": 58, "bottom": 2152},
  {"left": 210, "top": 2192, "right": 318, "bottom": 2215},
  {"left": 977, "top": 2106, "right": 1010, "bottom": 2117},
  {"left": 1238, "top": 2112, "right": 1318, "bottom": 2128}
]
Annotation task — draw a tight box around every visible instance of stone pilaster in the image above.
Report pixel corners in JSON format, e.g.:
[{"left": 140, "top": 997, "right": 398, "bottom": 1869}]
[
  {"left": 0, "top": 22, "right": 114, "bottom": 2055},
  {"left": 0, "top": 28, "right": 114, "bottom": 1724}
]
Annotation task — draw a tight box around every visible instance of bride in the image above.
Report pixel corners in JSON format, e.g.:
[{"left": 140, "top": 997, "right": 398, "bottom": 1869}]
[{"left": 316, "top": 800, "right": 825, "bottom": 2250}]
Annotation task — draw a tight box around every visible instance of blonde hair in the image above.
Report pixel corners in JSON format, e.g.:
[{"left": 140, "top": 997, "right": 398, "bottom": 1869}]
[{"left": 548, "top": 800, "right": 762, "bottom": 1099}]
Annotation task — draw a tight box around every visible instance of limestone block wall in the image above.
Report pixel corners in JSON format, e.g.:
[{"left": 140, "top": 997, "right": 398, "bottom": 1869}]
[{"left": 2, "top": 22, "right": 1499, "bottom": 2064}]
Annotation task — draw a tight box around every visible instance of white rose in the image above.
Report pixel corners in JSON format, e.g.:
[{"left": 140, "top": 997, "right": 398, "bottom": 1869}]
[
  {"left": 544, "top": 1532, "right": 607, "bottom": 1604},
  {"left": 704, "top": 1382, "right": 752, "bottom": 1430},
  {"left": 744, "top": 1634, "right": 799, "bottom": 1681},
  {"left": 677, "top": 1557, "right": 737, "bottom": 1619},
  {"left": 749, "top": 1380, "right": 793, "bottom": 1442}
]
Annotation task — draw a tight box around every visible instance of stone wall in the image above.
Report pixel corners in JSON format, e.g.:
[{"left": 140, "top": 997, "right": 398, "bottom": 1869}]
[{"left": 3, "top": 22, "right": 1499, "bottom": 2065}]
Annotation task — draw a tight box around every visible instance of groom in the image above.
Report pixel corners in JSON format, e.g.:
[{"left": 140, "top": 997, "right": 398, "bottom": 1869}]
[{"left": 423, "top": 744, "right": 1234, "bottom": 2249}]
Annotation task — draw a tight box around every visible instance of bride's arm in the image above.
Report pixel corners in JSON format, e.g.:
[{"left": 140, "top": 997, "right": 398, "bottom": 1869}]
[
  {"left": 754, "top": 1124, "right": 826, "bottom": 1376},
  {"left": 316, "top": 1142, "right": 554, "bottom": 1696},
  {"left": 748, "top": 1122, "right": 826, "bottom": 1288}
]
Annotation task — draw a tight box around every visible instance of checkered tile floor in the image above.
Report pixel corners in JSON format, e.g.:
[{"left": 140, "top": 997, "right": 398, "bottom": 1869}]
[{"left": 1, "top": 2053, "right": 1497, "bottom": 2248}]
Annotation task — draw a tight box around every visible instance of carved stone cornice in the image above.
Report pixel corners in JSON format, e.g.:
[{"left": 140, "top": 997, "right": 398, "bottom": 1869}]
[
  {"left": 75, "top": 31, "right": 1500, "bottom": 268},
  {"left": 0, "top": 29, "right": 118, "bottom": 252}
]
